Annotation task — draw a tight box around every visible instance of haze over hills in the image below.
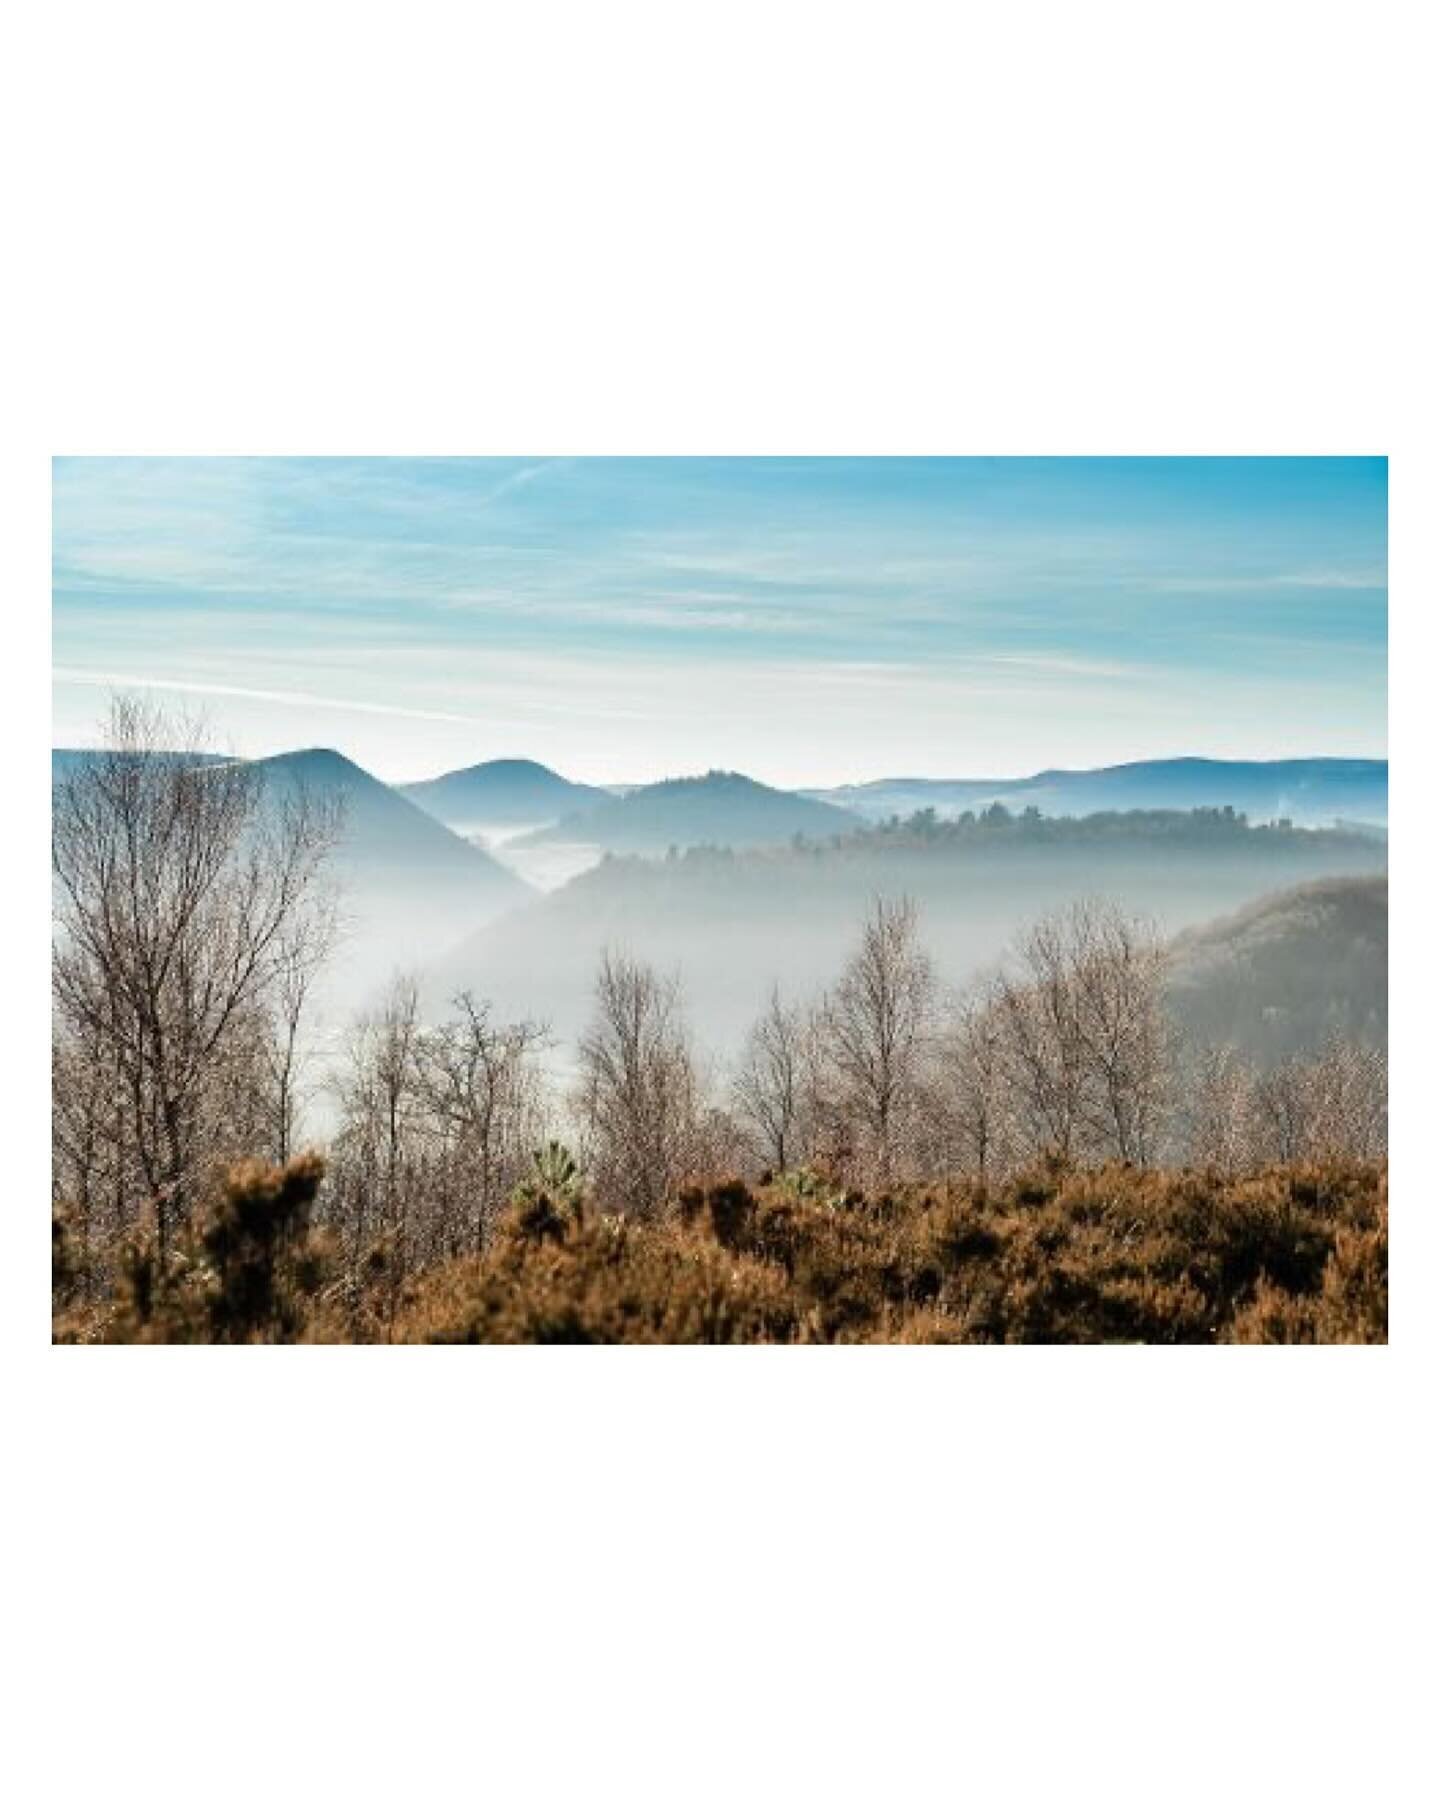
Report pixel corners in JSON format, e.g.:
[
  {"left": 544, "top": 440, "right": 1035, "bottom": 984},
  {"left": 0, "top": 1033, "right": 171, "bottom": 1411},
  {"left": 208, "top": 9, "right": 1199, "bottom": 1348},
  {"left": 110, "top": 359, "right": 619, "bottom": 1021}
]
[
  {"left": 1168, "top": 874, "right": 1387, "bottom": 1064},
  {"left": 399, "top": 758, "right": 609, "bottom": 832},
  {"left": 255, "top": 749, "right": 523, "bottom": 893},
  {"left": 522, "top": 770, "right": 859, "bottom": 853},
  {"left": 54, "top": 742, "right": 525, "bottom": 893},
  {"left": 807, "top": 757, "right": 1388, "bottom": 827},
  {"left": 251, "top": 749, "right": 529, "bottom": 1005},
  {"left": 52, "top": 743, "right": 1391, "bottom": 1060},
  {"left": 429, "top": 805, "right": 1387, "bottom": 1059},
  {"left": 53, "top": 745, "right": 532, "bottom": 1017}
]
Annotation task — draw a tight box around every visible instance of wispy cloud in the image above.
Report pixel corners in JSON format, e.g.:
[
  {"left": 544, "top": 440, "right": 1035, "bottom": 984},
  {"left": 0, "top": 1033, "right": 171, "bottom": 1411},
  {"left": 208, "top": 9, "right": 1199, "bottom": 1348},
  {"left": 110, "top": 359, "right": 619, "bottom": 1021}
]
[
  {"left": 980, "top": 652, "right": 1144, "bottom": 680},
  {"left": 52, "top": 457, "right": 1387, "bottom": 782},
  {"left": 53, "top": 663, "right": 654, "bottom": 728},
  {"left": 1131, "top": 569, "right": 1387, "bottom": 595},
  {"left": 473, "top": 458, "right": 570, "bottom": 509}
]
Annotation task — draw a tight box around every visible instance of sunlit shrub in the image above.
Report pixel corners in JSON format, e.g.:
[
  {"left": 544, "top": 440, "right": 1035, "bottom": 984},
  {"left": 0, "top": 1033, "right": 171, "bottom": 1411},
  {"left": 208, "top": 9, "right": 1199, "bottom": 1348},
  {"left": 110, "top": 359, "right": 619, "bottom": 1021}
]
[{"left": 54, "top": 1157, "right": 1386, "bottom": 1345}]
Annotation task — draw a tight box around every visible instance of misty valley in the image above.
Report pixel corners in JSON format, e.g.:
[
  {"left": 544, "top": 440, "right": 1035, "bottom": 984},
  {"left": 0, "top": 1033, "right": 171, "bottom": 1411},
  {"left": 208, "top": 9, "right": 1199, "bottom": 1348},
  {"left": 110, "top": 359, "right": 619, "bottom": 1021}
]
[{"left": 51, "top": 724, "right": 1388, "bottom": 1344}]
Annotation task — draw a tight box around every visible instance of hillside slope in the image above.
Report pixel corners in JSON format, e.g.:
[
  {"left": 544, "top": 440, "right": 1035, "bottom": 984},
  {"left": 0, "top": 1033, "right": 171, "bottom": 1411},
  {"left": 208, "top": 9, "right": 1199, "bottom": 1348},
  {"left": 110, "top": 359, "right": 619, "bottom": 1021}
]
[
  {"left": 429, "top": 808, "right": 1386, "bottom": 1056},
  {"left": 257, "top": 749, "right": 521, "bottom": 887},
  {"left": 253, "top": 749, "right": 531, "bottom": 1011},
  {"left": 1168, "top": 874, "right": 1387, "bottom": 1063}
]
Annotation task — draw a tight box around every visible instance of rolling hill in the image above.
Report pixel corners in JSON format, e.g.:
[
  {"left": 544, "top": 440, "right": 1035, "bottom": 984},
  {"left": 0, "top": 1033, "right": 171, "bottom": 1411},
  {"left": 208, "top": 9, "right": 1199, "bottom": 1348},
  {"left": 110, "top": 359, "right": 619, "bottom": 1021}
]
[
  {"left": 398, "top": 758, "right": 608, "bottom": 831},
  {"left": 522, "top": 770, "right": 859, "bottom": 853},
  {"left": 1168, "top": 874, "right": 1387, "bottom": 1063},
  {"left": 257, "top": 749, "right": 523, "bottom": 890},
  {"left": 427, "top": 807, "right": 1386, "bottom": 1059},
  {"left": 252, "top": 750, "right": 529, "bottom": 997}
]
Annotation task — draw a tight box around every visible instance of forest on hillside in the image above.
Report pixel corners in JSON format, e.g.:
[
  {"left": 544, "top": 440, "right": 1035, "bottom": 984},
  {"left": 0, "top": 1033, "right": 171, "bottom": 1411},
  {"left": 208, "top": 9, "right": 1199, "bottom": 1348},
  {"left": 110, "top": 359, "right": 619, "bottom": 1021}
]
[
  {"left": 51, "top": 706, "right": 1388, "bottom": 1345},
  {"left": 431, "top": 801, "right": 1386, "bottom": 1054}
]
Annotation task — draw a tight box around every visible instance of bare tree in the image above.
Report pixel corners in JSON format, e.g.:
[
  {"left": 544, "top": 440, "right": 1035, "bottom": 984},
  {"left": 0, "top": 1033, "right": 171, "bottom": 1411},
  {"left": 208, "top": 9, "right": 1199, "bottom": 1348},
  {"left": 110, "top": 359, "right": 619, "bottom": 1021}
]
[
  {"left": 733, "top": 985, "right": 809, "bottom": 1171},
  {"left": 1250, "top": 1054, "right": 1317, "bottom": 1163},
  {"left": 51, "top": 1034, "right": 112, "bottom": 1294},
  {"left": 415, "top": 992, "right": 550, "bottom": 1254},
  {"left": 51, "top": 698, "right": 338, "bottom": 1258},
  {"left": 324, "top": 982, "right": 552, "bottom": 1285},
  {"left": 577, "top": 950, "right": 699, "bottom": 1215},
  {"left": 326, "top": 974, "right": 427, "bottom": 1273},
  {"left": 793, "top": 1002, "right": 855, "bottom": 1180},
  {"left": 1251, "top": 1037, "right": 1387, "bottom": 1163},
  {"left": 1307, "top": 1037, "right": 1386, "bottom": 1160},
  {"left": 262, "top": 889, "right": 340, "bottom": 1164},
  {"left": 1184, "top": 1042, "right": 1255, "bottom": 1175},
  {"left": 992, "top": 913, "right": 1088, "bottom": 1163},
  {"left": 1068, "top": 901, "right": 1170, "bottom": 1164},
  {"left": 823, "top": 896, "right": 934, "bottom": 1187},
  {"left": 990, "top": 901, "right": 1169, "bottom": 1166},
  {"left": 935, "top": 982, "right": 1014, "bottom": 1181}
]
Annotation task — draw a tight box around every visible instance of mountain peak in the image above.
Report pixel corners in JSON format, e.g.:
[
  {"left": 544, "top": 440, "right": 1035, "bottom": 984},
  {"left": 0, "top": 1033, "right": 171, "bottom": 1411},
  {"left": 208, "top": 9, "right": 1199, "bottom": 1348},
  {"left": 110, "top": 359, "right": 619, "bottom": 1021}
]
[
  {"left": 257, "top": 746, "right": 371, "bottom": 782},
  {"left": 530, "top": 767, "right": 857, "bottom": 852},
  {"left": 399, "top": 758, "right": 607, "bottom": 829}
]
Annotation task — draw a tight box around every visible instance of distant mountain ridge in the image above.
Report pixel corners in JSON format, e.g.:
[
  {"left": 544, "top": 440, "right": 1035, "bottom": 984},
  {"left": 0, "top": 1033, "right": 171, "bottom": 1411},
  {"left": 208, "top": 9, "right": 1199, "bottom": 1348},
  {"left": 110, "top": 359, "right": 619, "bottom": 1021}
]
[
  {"left": 524, "top": 770, "right": 859, "bottom": 852},
  {"left": 399, "top": 758, "right": 608, "bottom": 829},
  {"left": 252, "top": 748, "right": 534, "bottom": 1014},
  {"left": 52, "top": 741, "right": 1390, "bottom": 1051},
  {"left": 807, "top": 757, "right": 1388, "bottom": 826},
  {"left": 53, "top": 744, "right": 527, "bottom": 897},
  {"left": 53, "top": 745, "right": 531, "bottom": 1013},
  {"left": 255, "top": 748, "right": 524, "bottom": 889}
]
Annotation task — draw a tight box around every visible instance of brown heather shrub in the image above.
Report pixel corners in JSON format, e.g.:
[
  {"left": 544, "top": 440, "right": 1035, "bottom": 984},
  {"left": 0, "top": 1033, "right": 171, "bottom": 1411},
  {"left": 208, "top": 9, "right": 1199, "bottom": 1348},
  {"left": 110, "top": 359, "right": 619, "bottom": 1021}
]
[
  {"left": 402, "top": 1212, "right": 798, "bottom": 1345},
  {"left": 53, "top": 1156, "right": 1387, "bottom": 1345},
  {"left": 55, "top": 1154, "right": 339, "bottom": 1345},
  {"left": 1223, "top": 1202, "right": 1387, "bottom": 1344}
]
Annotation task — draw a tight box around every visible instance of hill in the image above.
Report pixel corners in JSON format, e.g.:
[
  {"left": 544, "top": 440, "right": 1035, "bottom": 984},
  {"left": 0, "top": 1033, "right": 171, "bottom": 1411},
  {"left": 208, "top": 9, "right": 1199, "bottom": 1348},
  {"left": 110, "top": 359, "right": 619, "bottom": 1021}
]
[
  {"left": 256, "top": 749, "right": 520, "bottom": 883},
  {"left": 524, "top": 770, "right": 858, "bottom": 852},
  {"left": 256, "top": 745, "right": 526, "bottom": 894},
  {"left": 398, "top": 758, "right": 608, "bottom": 830},
  {"left": 1168, "top": 875, "right": 1387, "bottom": 1063},
  {"left": 428, "top": 807, "right": 1386, "bottom": 1057},
  {"left": 810, "top": 757, "right": 1388, "bottom": 827},
  {"left": 252, "top": 750, "right": 531, "bottom": 1012},
  {"left": 53, "top": 743, "right": 530, "bottom": 1018}
]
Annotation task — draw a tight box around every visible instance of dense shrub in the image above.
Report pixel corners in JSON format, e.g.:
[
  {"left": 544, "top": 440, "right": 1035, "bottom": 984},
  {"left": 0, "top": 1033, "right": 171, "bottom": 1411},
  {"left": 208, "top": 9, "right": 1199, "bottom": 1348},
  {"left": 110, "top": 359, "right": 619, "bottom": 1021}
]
[
  {"left": 55, "top": 1154, "right": 333, "bottom": 1344},
  {"left": 54, "top": 1157, "right": 1387, "bottom": 1345}
]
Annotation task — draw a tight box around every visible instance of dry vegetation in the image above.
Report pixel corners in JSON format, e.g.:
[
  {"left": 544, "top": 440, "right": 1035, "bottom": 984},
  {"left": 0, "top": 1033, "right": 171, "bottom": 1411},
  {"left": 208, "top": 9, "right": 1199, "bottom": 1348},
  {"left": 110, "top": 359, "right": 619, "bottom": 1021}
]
[{"left": 53, "top": 1153, "right": 1386, "bottom": 1344}]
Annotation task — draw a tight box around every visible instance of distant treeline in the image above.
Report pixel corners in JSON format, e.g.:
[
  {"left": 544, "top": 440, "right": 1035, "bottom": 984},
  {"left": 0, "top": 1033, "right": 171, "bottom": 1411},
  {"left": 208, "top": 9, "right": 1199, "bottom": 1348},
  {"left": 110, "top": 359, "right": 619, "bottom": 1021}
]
[
  {"left": 437, "top": 802, "right": 1385, "bottom": 1056},
  {"left": 655, "top": 801, "right": 1382, "bottom": 863},
  {"left": 867, "top": 800, "right": 1352, "bottom": 844}
]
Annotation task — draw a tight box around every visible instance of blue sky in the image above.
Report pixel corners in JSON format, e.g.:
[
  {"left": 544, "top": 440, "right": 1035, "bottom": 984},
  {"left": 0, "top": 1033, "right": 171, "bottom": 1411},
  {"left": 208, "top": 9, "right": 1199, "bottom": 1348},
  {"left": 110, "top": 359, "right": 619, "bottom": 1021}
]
[{"left": 52, "top": 457, "right": 1387, "bottom": 785}]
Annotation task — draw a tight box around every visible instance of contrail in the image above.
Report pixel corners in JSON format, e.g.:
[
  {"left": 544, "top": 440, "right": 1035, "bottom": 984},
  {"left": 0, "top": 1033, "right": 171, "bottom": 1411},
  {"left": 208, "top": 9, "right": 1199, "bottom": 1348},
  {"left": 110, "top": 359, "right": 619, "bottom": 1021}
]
[
  {"left": 53, "top": 666, "right": 493, "bottom": 728},
  {"left": 53, "top": 662, "right": 652, "bottom": 725}
]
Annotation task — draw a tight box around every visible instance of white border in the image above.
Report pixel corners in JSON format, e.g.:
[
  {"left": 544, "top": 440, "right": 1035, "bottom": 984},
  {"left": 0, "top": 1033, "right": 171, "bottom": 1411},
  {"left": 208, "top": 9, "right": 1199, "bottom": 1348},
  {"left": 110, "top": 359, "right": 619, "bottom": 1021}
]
[{"left": 8, "top": 4, "right": 1432, "bottom": 1795}]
